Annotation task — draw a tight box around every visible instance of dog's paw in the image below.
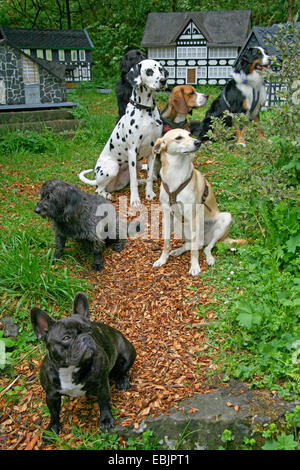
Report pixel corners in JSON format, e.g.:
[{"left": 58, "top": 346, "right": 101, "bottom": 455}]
[
  {"left": 189, "top": 265, "right": 201, "bottom": 276},
  {"left": 146, "top": 190, "right": 156, "bottom": 201},
  {"left": 205, "top": 254, "right": 215, "bottom": 266},
  {"left": 130, "top": 198, "right": 141, "bottom": 208},
  {"left": 153, "top": 258, "right": 166, "bottom": 268},
  {"left": 97, "top": 189, "right": 112, "bottom": 200},
  {"left": 116, "top": 376, "right": 131, "bottom": 391},
  {"left": 92, "top": 262, "right": 104, "bottom": 271},
  {"left": 42, "top": 423, "right": 61, "bottom": 442},
  {"left": 99, "top": 415, "right": 114, "bottom": 433},
  {"left": 112, "top": 241, "right": 125, "bottom": 252}
]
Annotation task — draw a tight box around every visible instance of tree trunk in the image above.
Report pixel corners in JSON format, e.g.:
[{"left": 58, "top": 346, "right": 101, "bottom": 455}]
[
  {"left": 288, "top": 0, "right": 295, "bottom": 22},
  {"left": 66, "top": 0, "right": 71, "bottom": 28}
]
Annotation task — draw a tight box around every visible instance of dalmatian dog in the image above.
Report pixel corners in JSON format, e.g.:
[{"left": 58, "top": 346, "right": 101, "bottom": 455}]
[{"left": 79, "top": 59, "right": 168, "bottom": 208}]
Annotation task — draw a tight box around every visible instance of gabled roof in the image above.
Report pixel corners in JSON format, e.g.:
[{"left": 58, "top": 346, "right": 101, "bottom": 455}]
[
  {"left": 237, "top": 22, "right": 300, "bottom": 59},
  {"left": 141, "top": 10, "right": 252, "bottom": 48},
  {"left": 0, "top": 26, "right": 94, "bottom": 50},
  {"left": 0, "top": 38, "right": 66, "bottom": 80}
]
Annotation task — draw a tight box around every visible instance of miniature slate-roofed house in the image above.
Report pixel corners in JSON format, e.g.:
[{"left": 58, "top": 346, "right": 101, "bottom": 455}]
[
  {"left": 0, "top": 36, "right": 67, "bottom": 107},
  {"left": 0, "top": 26, "right": 94, "bottom": 86},
  {"left": 235, "top": 22, "right": 300, "bottom": 107},
  {"left": 141, "top": 10, "right": 252, "bottom": 86}
]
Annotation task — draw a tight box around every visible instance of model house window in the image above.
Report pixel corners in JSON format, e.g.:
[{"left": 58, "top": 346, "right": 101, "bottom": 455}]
[
  {"left": 148, "top": 47, "right": 175, "bottom": 60},
  {"left": 46, "top": 49, "right": 52, "bottom": 61},
  {"left": 208, "top": 66, "right": 233, "bottom": 78},
  {"left": 79, "top": 50, "right": 86, "bottom": 61},
  {"left": 58, "top": 50, "right": 65, "bottom": 61},
  {"left": 209, "top": 48, "right": 238, "bottom": 59},
  {"left": 197, "top": 67, "right": 207, "bottom": 78},
  {"left": 22, "top": 49, "right": 31, "bottom": 56},
  {"left": 164, "top": 67, "right": 175, "bottom": 78},
  {"left": 37, "top": 49, "right": 43, "bottom": 59},
  {"left": 71, "top": 50, "right": 77, "bottom": 61},
  {"left": 22, "top": 56, "right": 39, "bottom": 84},
  {"left": 177, "top": 46, "right": 207, "bottom": 59},
  {"left": 177, "top": 67, "right": 187, "bottom": 79}
]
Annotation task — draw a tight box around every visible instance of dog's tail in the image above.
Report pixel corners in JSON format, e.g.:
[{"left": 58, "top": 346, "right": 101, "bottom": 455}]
[
  {"left": 223, "top": 237, "right": 248, "bottom": 247},
  {"left": 78, "top": 169, "right": 97, "bottom": 186}
]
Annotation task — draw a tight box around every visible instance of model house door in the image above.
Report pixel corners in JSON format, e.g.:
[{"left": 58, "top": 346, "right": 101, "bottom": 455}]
[
  {"left": 22, "top": 56, "right": 40, "bottom": 104},
  {"left": 187, "top": 68, "right": 196, "bottom": 84}
]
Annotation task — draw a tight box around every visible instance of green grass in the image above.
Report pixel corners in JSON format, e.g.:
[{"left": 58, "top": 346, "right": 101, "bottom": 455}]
[
  {"left": 0, "top": 85, "right": 299, "bottom": 449},
  {"left": 188, "top": 106, "right": 300, "bottom": 399}
]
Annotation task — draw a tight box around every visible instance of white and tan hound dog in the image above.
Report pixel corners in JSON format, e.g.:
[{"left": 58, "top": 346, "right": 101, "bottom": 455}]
[{"left": 152, "top": 129, "right": 246, "bottom": 276}]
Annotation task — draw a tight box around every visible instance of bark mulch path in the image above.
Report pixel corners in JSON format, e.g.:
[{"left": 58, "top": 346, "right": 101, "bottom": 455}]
[{"left": 0, "top": 181, "right": 219, "bottom": 450}]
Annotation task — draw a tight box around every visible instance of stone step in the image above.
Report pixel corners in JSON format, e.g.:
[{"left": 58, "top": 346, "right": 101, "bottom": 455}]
[
  {"left": 0, "top": 108, "right": 76, "bottom": 124},
  {"left": 0, "top": 118, "right": 84, "bottom": 135},
  {"left": 114, "top": 380, "right": 299, "bottom": 450}
]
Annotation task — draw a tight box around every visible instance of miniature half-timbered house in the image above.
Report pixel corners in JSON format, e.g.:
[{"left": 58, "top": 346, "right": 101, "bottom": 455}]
[
  {"left": 0, "top": 26, "right": 94, "bottom": 86},
  {"left": 141, "top": 10, "right": 251, "bottom": 86},
  {"left": 235, "top": 22, "right": 300, "bottom": 107}
]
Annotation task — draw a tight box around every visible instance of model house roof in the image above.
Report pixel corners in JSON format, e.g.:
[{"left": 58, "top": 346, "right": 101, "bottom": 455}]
[
  {"left": 141, "top": 10, "right": 252, "bottom": 48},
  {"left": 0, "top": 26, "right": 94, "bottom": 50},
  {"left": 237, "top": 22, "right": 300, "bottom": 59},
  {"left": 0, "top": 38, "right": 66, "bottom": 80}
]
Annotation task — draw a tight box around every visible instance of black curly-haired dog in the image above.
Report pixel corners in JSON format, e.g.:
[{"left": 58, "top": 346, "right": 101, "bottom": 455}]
[
  {"left": 116, "top": 49, "right": 146, "bottom": 121},
  {"left": 34, "top": 179, "right": 128, "bottom": 271}
]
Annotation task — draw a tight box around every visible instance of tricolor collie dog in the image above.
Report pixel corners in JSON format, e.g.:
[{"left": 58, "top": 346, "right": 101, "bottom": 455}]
[
  {"left": 79, "top": 59, "right": 168, "bottom": 208},
  {"left": 152, "top": 129, "right": 246, "bottom": 276},
  {"left": 190, "top": 47, "right": 270, "bottom": 147}
]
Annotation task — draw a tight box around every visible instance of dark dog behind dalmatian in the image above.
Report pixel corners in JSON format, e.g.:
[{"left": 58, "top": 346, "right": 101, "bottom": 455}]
[
  {"left": 116, "top": 49, "right": 146, "bottom": 122},
  {"left": 34, "top": 179, "right": 135, "bottom": 271},
  {"left": 30, "top": 292, "right": 136, "bottom": 439}
]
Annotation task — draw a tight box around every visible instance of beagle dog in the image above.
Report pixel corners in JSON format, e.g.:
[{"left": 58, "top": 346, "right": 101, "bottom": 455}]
[
  {"left": 152, "top": 129, "right": 246, "bottom": 276},
  {"left": 161, "top": 85, "right": 208, "bottom": 133}
]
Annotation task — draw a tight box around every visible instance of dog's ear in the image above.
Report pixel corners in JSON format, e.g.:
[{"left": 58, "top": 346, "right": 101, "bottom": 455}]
[
  {"left": 236, "top": 48, "right": 256, "bottom": 72},
  {"left": 30, "top": 307, "right": 55, "bottom": 341},
  {"left": 126, "top": 63, "right": 142, "bottom": 88},
  {"left": 170, "top": 87, "right": 189, "bottom": 115},
  {"left": 153, "top": 137, "right": 167, "bottom": 155},
  {"left": 72, "top": 292, "right": 90, "bottom": 322},
  {"left": 62, "top": 188, "right": 81, "bottom": 222}
]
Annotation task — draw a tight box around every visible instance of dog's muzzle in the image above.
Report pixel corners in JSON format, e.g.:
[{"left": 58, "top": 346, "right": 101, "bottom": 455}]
[{"left": 68, "top": 334, "right": 96, "bottom": 366}]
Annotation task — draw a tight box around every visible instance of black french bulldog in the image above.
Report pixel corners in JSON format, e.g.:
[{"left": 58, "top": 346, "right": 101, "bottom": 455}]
[{"left": 30, "top": 292, "right": 136, "bottom": 440}]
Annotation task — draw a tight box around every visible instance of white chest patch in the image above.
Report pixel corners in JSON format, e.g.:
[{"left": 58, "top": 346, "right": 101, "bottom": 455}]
[{"left": 58, "top": 366, "right": 86, "bottom": 397}]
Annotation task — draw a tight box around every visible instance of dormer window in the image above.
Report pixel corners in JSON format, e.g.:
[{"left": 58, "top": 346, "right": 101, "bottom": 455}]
[
  {"left": 79, "top": 50, "right": 86, "bottom": 61},
  {"left": 58, "top": 50, "right": 65, "bottom": 61},
  {"left": 71, "top": 50, "right": 77, "bottom": 61}
]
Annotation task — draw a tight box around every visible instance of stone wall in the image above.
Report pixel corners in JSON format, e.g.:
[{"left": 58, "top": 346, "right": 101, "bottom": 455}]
[
  {"left": 0, "top": 44, "right": 66, "bottom": 105},
  {"left": 0, "top": 44, "right": 25, "bottom": 105},
  {"left": 39, "top": 67, "right": 66, "bottom": 103}
]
